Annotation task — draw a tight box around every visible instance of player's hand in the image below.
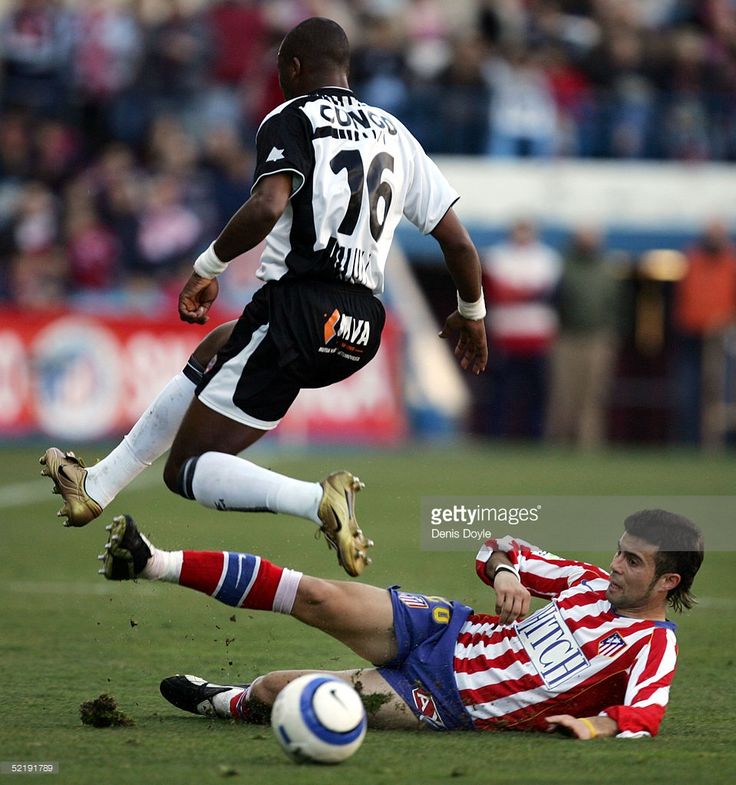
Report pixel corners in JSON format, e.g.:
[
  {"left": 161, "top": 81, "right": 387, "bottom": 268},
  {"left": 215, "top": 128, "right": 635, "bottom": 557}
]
[
  {"left": 438, "top": 311, "right": 488, "bottom": 375},
  {"left": 546, "top": 715, "right": 597, "bottom": 740},
  {"left": 493, "top": 571, "right": 531, "bottom": 625},
  {"left": 178, "top": 273, "right": 219, "bottom": 324}
]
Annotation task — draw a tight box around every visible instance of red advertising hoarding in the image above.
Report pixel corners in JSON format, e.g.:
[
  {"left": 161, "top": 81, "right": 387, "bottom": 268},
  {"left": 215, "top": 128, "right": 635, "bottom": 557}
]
[{"left": 0, "top": 309, "right": 405, "bottom": 444}]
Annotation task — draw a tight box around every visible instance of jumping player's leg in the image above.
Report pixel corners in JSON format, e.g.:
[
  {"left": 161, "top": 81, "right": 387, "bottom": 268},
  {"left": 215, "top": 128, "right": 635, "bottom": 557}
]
[
  {"left": 163, "top": 390, "right": 371, "bottom": 577},
  {"left": 39, "top": 321, "right": 236, "bottom": 526},
  {"left": 162, "top": 399, "right": 321, "bottom": 524}
]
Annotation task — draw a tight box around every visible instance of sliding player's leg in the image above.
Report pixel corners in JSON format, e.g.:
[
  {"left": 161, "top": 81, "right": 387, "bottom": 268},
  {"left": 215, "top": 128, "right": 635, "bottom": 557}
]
[
  {"left": 101, "top": 514, "right": 393, "bottom": 656},
  {"left": 103, "top": 516, "right": 466, "bottom": 731},
  {"left": 39, "top": 321, "right": 237, "bottom": 527},
  {"left": 159, "top": 667, "right": 421, "bottom": 730}
]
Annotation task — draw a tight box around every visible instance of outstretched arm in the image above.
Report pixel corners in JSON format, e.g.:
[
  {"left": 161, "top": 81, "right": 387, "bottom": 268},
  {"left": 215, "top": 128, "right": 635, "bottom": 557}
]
[
  {"left": 178, "top": 173, "right": 293, "bottom": 324},
  {"left": 432, "top": 209, "right": 488, "bottom": 375}
]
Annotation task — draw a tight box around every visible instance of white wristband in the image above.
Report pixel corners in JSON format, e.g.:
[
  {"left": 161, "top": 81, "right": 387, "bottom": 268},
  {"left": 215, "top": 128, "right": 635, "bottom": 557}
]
[
  {"left": 494, "top": 564, "right": 520, "bottom": 582},
  {"left": 457, "top": 292, "right": 486, "bottom": 320},
  {"left": 193, "top": 242, "right": 229, "bottom": 279}
]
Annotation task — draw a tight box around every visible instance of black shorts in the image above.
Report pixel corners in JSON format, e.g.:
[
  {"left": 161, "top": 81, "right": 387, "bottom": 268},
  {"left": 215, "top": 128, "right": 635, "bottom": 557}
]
[{"left": 196, "top": 278, "right": 385, "bottom": 429}]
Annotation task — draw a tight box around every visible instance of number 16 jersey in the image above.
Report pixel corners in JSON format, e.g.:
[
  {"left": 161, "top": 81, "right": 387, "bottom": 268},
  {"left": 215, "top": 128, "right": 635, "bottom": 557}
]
[{"left": 251, "top": 87, "right": 459, "bottom": 293}]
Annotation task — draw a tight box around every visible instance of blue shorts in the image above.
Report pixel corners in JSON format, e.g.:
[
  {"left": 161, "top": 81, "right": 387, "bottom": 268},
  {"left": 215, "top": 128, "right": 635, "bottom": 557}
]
[{"left": 378, "top": 587, "right": 475, "bottom": 731}]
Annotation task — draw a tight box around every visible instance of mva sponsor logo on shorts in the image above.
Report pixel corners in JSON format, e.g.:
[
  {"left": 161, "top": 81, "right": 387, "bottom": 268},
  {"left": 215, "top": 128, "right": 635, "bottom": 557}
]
[
  {"left": 323, "top": 308, "right": 371, "bottom": 347},
  {"left": 516, "top": 603, "right": 589, "bottom": 688}
]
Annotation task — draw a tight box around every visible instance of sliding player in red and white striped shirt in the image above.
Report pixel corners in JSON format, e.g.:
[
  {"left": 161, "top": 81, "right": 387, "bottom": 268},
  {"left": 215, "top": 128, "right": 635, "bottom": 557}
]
[
  {"left": 463, "top": 524, "right": 693, "bottom": 738},
  {"left": 100, "top": 508, "right": 703, "bottom": 739}
]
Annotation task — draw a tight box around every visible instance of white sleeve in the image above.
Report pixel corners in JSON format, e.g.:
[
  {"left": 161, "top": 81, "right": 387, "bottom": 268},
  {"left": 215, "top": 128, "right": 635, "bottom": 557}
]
[{"left": 401, "top": 135, "right": 459, "bottom": 235}]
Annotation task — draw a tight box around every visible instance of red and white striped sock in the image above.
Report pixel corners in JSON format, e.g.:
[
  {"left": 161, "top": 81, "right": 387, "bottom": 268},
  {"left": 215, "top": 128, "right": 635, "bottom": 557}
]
[{"left": 170, "top": 550, "right": 302, "bottom": 614}]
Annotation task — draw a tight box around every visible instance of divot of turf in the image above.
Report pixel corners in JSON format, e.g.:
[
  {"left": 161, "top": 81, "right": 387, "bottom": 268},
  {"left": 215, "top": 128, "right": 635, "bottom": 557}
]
[{"left": 79, "top": 694, "right": 134, "bottom": 727}]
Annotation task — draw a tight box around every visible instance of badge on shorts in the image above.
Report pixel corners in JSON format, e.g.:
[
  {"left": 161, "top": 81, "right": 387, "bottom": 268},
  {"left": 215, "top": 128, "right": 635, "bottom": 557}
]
[
  {"left": 397, "top": 592, "right": 429, "bottom": 609},
  {"left": 411, "top": 687, "right": 445, "bottom": 729}
]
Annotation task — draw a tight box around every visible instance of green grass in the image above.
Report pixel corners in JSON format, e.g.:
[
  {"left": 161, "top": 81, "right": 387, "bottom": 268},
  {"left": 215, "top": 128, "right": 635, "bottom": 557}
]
[{"left": 1, "top": 443, "right": 734, "bottom": 785}]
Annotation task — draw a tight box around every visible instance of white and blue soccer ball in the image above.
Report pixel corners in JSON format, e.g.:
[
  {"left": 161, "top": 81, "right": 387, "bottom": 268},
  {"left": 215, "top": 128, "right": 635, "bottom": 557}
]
[{"left": 271, "top": 674, "right": 367, "bottom": 764}]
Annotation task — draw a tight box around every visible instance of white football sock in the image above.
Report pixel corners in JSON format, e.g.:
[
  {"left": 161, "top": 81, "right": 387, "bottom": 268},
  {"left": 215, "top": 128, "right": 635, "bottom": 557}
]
[
  {"left": 141, "top": 547, "right": 183, "bottom": 582},
  {"left": 190, "top": 452, "right": 323, "bottom": 524},
  {"left": 273, "top": 568, "right": 302, "bottom": 614},
  {"left": 85, "top": 372, "right": 196, "bottom": 507},
  {"left": 212, "top": 687, "right": 247, "bottom": 718}
]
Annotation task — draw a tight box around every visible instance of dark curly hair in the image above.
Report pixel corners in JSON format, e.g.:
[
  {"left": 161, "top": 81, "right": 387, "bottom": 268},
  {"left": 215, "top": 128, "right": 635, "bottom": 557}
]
[{"left": 624, "top": 509, "right": 704, "bottom": 613}]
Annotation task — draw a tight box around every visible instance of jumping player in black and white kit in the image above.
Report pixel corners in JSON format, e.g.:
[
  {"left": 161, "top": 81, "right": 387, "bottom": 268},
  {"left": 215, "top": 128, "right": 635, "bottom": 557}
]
[{"left": 40, "top": 18, "right": 488, "bottom": 578}]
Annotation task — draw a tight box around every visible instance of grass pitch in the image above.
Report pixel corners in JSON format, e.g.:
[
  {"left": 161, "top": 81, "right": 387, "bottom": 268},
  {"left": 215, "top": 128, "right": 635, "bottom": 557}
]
[{"left": 1, "top": 442, "right": 734, "bottom": 785}]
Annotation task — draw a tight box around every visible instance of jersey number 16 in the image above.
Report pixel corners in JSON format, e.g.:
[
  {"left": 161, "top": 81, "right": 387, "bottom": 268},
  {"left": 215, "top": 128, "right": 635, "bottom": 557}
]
[{"left": 330, "top": 151, "right": 395, "bottom": 242}]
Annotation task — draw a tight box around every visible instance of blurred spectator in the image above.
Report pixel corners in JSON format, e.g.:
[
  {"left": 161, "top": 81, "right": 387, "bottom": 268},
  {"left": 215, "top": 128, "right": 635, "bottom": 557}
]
[
  {"left": 545, "top": 227, "right": 621, "bottom": 449},
  {"left": 0, "top": 0, "right": 74, "bottom": 119},
  {"left": 674, "top": 220, "right": 736, "bottom": 447},
  {"left": 133, "top": 174, "right": 204, "bottom": 281},
  {"left": 435, "top": 34, "right": 491, "bottom": 154},
  {"left": 64, "top": 202, "right": 120, "bottom": 292},
  {"left": 351, "top": 15, "right": 408, "bottom": 117},
  {"left": 478, "top": 0, "right": 526, "bottom": 47},
  {"left": 2, "top": 180, "right": 60, "bottom": 255},
  {"left": 145, "top": 115, "right": 219, "bottom": 236},
  {"left": 34, "top": 120, "right": 82, "bottom": 188},
  {"left": 201, "top": 126, "right": 253, "bottom": 226},
  {"left": 484, "top": 45, "right": 558, "bottom": 158},
  {"left": 72, "top": 0, "right": 144, "bottom": 153},
  {"left": 543, "top": 43, "right": 595, "bottom": 156},
  {"left": 654, "top": 28, "right": 729, "bottom": 160},
  {"left": 404, "top": 0, "right": 452, "bottom": 82},
  {"left": 92, "top": 143, "right": 146, "bottom": 272},
  {"left": 482, "top": 219, "right": 562, "bottom": 439},
  {"left": 203, "top": 0, "right": 267, "bottom": 135},
  {"left": 582, "top": 27, "right": 656, "bottom": 158},
  {"left": 0, "top": 180, "right": 66, "bottom": 308},
  {"left": 0, "top": 111, "right": 34, "bottom": 181},
  {"left": 9, "top": 245, "right": 67, "bottom": 309},
  {"left": 141, "top": 0, "right": 212, "bottom": 137}
]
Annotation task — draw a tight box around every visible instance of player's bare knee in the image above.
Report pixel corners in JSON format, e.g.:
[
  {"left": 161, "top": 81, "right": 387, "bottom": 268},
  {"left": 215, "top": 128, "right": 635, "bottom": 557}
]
[
  {"left": 251, "top": 672, "right": 290, "bottom": 704},
  {"left": 191, "top": 321, "right": 234, "bottom": 366},
  {"left": 162, "top": 456, "right": 182, "bottom": 494},
  {"left": 294, "top": 577, "right": 344, "bottom": 624}
]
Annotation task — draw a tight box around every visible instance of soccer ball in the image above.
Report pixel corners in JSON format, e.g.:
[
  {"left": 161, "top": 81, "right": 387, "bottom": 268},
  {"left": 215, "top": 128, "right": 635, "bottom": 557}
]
[{"left": 271, "top": 674, "right": 367, "bottom": 764}]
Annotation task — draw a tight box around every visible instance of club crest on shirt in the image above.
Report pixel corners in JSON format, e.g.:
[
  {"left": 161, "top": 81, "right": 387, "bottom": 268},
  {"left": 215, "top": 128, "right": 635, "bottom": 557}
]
[
  {"left": 597, "top": 632, "right": 627, "bottom": 657},
  {"left": 266, "top": 146, "right": 285, "bottom": 162}
]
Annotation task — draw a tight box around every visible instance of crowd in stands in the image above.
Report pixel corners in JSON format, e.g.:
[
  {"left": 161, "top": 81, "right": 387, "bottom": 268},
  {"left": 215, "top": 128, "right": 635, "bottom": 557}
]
[
  {"left": 1, "top": 0, "right": 735, "bottom": 309},
  {"left": 1, "top": 0, "right": 735, "bottom": 446}
]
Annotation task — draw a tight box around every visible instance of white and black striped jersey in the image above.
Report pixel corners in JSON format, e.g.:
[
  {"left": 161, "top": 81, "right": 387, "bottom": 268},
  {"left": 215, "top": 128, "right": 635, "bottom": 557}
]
[{"left": 251, "top": 87, "right": 458, "bottom": 293}]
